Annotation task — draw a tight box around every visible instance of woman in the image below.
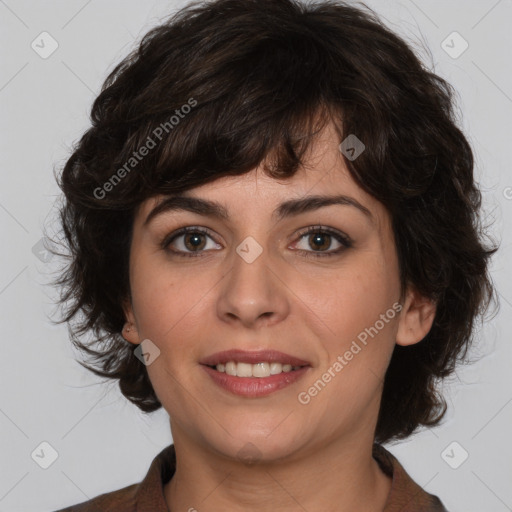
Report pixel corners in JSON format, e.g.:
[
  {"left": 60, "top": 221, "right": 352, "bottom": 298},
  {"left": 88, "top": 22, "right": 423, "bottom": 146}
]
[{"left": 51, "top": 0, "right": 497, "bottom": 510}]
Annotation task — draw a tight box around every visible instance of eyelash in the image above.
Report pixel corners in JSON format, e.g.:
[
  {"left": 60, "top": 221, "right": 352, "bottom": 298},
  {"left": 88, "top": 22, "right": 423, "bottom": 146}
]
[{"left": 161, "top": 225, "right": 352, "bottom": 259}]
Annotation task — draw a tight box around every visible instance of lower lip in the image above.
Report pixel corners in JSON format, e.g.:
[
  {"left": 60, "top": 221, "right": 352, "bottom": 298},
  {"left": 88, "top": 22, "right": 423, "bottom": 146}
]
[{"left": 201, "top": 365, "right": 310, "bottom": 397}]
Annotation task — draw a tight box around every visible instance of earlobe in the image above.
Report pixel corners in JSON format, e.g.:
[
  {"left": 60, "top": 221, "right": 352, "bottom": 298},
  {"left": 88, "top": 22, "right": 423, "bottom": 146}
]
[
  {"left": 122, "top": 322, "right": 140, "bottom": 344},
  {"left": 121, "top": 298, "right": 140, "bottom": 345},
  {"left": 396, "top": 287, "right": 437, "bottom": 347}
]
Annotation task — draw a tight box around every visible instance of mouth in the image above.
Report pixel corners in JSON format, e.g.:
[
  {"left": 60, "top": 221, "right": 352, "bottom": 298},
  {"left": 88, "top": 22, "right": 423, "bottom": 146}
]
[
  {"left": 200, "top": 349, "right": 311, "bottom": 397},
  {"left": 200, "top": 349, "right": 310, "bottom": 374}
]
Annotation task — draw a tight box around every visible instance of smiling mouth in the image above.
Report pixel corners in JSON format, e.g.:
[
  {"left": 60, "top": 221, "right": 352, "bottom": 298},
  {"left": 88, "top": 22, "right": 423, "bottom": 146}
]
[{"left": 207, "top": 361, "right": 307, "bottom": 377}]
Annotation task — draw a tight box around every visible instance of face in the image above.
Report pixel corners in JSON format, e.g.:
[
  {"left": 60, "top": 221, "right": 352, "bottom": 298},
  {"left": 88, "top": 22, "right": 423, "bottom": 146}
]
[{"left": 123, "top": 122, "right": 435, "bottom": 462}]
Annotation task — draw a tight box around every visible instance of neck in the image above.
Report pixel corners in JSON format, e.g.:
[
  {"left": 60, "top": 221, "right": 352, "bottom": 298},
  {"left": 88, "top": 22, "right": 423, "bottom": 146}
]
[{"left": 164, "top": 429, "right": 391, "bottom": 512}]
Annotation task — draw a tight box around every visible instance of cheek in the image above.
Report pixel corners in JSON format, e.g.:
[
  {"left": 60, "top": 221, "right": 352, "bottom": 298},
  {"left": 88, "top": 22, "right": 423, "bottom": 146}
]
[
  {"left": 131, "top": 260, "right": 217, "bottom": 359},
  {"left": 309, "top": 262, "right": 394, "bottom": 334},
  {"left": 302, "top": 258, "right": 399, "bottom": 385}
]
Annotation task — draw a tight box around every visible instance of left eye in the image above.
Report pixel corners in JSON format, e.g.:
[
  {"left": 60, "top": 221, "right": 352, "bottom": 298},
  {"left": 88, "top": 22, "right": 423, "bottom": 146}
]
[{"left": 292, "top": 227, "right": 351, "bottom": 257}]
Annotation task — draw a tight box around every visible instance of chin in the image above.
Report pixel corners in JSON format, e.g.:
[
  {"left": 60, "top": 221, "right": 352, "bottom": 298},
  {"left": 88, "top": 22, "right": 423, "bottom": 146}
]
[{"left": 202, "top": 422, "right": 309, "bottom": 465}]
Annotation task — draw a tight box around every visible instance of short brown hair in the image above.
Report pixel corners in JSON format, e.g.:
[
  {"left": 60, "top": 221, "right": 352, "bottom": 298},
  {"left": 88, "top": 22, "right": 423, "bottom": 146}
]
[{"left": 49, "top": 0, "right": 498, "bottom": 443}]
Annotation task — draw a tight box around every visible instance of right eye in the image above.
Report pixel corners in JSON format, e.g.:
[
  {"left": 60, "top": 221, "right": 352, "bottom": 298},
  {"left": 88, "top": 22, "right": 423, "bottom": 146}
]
[{"left": 162, "top": 227, "right": 222, "bottom": 257}]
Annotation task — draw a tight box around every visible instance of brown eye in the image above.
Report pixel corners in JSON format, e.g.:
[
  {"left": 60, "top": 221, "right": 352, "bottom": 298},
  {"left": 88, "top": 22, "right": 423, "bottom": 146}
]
[
  {"left": 293, "top": 226, "right": 352, "bottom": 259},
  {"left": 306, "top": 232, "right": 333, "bottom": 252},
  {"left": 183, "top": 232, "right": 207, "bottom": 251},
  {"left": 162, "top": 227, "right": 221, "bottom": 257}
]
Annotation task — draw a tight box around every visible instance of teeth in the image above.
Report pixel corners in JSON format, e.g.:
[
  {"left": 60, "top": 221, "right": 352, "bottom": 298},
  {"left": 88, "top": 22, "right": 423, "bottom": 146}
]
[
  {"left": 253, "top": 362, "right": 270, "bottom": 377},
  {"left": 215, "top": 361, "right": 303, "bottom": 377},
  {"left": 225, "top": 361, "right": 237, "bottom": 376},
  {"left": 237, "top": 362, "right": 253, "bottom": 377},
  {"left": 270, "top": 362, "right": 282, "bottom": 375}
]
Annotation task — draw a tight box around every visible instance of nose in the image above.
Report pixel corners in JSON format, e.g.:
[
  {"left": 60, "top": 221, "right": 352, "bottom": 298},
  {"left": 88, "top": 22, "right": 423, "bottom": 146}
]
[{"left": 216, "top": 240, "right": 290, "bottom": 329}]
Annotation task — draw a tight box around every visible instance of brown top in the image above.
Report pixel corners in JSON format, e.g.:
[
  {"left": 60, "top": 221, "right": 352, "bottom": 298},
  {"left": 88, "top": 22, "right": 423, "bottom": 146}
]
[{"left": 54, "top": 443, "right": 448, "bottom": 511}]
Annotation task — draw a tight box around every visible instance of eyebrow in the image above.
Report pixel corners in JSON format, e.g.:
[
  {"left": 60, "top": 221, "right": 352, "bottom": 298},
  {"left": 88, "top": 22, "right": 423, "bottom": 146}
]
[{"left": 143, "top": 193, "right": 374, "bottom": 227}]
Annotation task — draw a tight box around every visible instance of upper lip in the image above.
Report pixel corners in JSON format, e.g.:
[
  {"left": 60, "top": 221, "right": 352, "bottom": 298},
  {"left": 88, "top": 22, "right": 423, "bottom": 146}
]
[{"left": 200, "top": 349, "right": 310, "bottom": 367}]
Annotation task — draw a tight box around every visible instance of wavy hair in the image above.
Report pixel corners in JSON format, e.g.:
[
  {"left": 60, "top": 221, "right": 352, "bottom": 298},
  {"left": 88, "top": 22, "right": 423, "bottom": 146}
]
[{"left": 49, "top": 0, "right": 499, "bottom": 443}]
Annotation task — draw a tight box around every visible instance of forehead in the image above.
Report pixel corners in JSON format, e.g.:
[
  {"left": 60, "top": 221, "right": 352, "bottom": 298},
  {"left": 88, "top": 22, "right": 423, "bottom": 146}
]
[{"left": 135, "top": 122, "right": 387, "bottom": 230}]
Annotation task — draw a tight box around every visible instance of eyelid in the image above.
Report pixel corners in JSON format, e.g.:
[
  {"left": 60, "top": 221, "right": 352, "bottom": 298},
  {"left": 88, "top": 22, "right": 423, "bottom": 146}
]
[{"left": 293, "top": 225, "right": 352, "bottom": 244}]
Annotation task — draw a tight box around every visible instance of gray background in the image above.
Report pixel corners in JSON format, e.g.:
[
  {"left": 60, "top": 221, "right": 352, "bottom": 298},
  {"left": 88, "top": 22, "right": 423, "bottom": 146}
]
[{"left": 0, "top": 0, "right": 511, "bottom": 511}]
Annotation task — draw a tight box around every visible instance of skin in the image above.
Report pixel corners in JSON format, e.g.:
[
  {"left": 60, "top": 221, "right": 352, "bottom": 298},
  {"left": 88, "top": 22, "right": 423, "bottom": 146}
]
[{"left": 122, "top": 122, "right": 436, "bottom": 512}]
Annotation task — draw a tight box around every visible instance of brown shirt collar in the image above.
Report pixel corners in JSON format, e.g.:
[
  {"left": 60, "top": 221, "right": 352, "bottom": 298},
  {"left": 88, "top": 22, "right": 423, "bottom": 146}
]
[
  {"left": 372, "top": 443, "right": 448, "bottom": 512},
  {"left": 56, "top": 443, "right": 448, "bottom": 511}
]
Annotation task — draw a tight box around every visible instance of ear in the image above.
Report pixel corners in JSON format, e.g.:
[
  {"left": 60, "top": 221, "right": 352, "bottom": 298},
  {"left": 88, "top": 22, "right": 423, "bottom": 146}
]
[
  {"left": 396, "top": 286, "right": 437, "bottom": 346},
  {"left": 121, "top": 297, "right": 141, "bottom": 345}
]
